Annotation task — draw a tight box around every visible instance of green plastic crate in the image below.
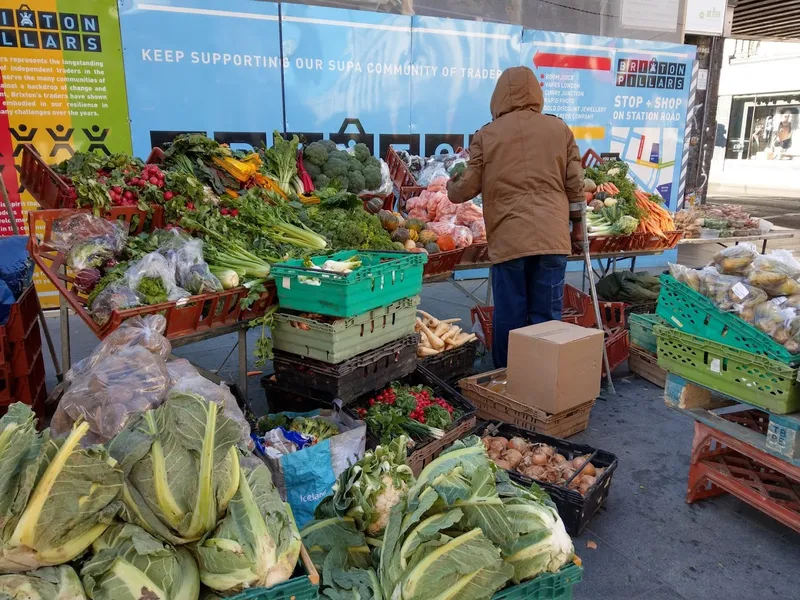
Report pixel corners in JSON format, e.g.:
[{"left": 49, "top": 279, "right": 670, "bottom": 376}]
[
  {"left": 492, "top": 563, "right": 583, "bottom": 600},
  {"left": 225, "top": 574, "right": 318, "bottom": 600},
  {"left": 655, "top": 324, "right": 800, "bottom": 414},
  {"left": 629, "top": 313, "right": 666, "bottom": 354},
  {"left": 656, "top": 274, "right": 800, "bottom": 366},
  {"left": 272, "top": 251, "right": 427, "bottom": 318},
  {"left": 272, "top": 297, "right": 420, "bottom": 363}
]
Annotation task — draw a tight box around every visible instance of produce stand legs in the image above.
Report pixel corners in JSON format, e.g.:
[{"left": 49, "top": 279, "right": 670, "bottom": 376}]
[{"left": 686, "top": 421, "right": 800, "bottom": 534}]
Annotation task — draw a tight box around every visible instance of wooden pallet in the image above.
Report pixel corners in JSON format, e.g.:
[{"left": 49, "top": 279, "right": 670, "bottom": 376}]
[
  {"left": 687, "top": 421, "right": 800, "bottom": 534},
  {"left": 665, "top": 373, "right": 800, "bottom": 467},
  {"left": 628, "top": 346, "right": 666, "bottom": 388}
]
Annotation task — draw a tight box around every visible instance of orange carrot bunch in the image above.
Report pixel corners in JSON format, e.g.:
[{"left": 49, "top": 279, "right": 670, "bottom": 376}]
[{"left": 634, "top": 190, "right": 675, "bottom": 238}]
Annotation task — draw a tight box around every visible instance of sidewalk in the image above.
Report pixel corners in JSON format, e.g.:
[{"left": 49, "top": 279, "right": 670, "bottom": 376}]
[{"left": 38, "top": 278, "right": 800, "bottom": 600}]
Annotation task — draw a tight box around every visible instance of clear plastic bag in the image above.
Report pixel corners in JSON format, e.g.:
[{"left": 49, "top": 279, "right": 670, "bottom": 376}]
[
  {"left": 156, "top": 230, "right": 222, "bottom": 295},
  {"left": 50, "top": 213, "right": 127, "bottom": 254},
  {"left": 89, "top": 281, "right": 140, "bottom": 327},
  {"left": 66, "top": 315, "right": 170, "bottom": 382},
  {"left": 452, "top": 225, "right": 474, "bottom": 249},
  {"left": 725, "top": 281, "right": 768, "bottom": 314},
  {"left": 699, "top": 269, "right": 743, "bottom": 309},
  {"left": 51, "top": 345, "right": 170, "bottom": 445},
  {"left": 125, "top": 252, "right": 191, "bottom": 304},
  {"left": 712, "top": 243, "right": 757, "bottom": 275},
  {"left": 752, "top": 250, "right": 800, "bottom": 277},
  {"left": 417, "top": 163, "right": 450, "bottom": 187},
  {"left": 166, "top": 358, "right": 200, "bottom": 385},
  {"left": 746, "top": 269, "right": 800, "bottom": 297},
  {"left": 668, "top": 263, "right": 703, "bottom": 292},
  {"left": 750, "top": 302, "right": 796, "bottom": 343}
]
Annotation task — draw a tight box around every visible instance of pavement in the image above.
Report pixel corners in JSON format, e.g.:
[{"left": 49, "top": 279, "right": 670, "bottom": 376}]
[{"left": 38, "top": 272, "right": 800, "bottom": 600}]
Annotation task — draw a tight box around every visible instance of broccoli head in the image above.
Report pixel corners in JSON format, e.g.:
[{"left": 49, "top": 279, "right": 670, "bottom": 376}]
[
  {"left": 313, "top": 174, "right": 331, "bottom": 190},
  {"left": 323, "top": 156, "right": 349, "bottom": 178},
  {"left": 347, "top": 171, "right": 366, "bottom": 194},
  {"left": 363, "top": 166, "right": 382, "bottom": 191},
  {"left": 365, "top": 156, "right": 381, "bottom": 171},
  {"left": 348, "top": 155, "right": 364, "bottom": 174},
  {"left": 320, "top": 139, "right": 339, "bottom": 153},
  {"left": 353, "top": 143, "right": 371, "bottom": 163},
  {"left": 305, "top": 162, "right": 322, "bottom": 180},
  {"left": 331, "top": 175, "right": 350, "bottom": 192},
  {"left": 303, "top": 142, "right": 329, "bottom": 167}
]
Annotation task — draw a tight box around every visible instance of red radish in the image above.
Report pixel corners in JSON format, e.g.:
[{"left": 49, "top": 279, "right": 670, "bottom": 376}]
[
  {"left": 123, "top": 191, "right": 133, "bottom": 200},
  {"left": 149, "top": 176, "right": 159, "bottom": 185},
  {"left": 220, "top": 208, "right": 230, "bottom": 216},
  {"left": 112, "top": 186, "right": 122, "bottom": 194},
  {"left": 163, "top": 191, "right": 174, "bottom": 201},
  {"left": 230, "top": 209, "right": 239, "bottom": 217},
  {"left": 186, "top": 202, "right": 195, "bottom": 210}
]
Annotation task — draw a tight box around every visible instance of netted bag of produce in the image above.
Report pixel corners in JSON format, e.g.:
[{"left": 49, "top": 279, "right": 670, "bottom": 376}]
[
  {"left": 89, "top": 281, "right": 140, "bottom": 327},
  {"left": 52, "top": 345, "right": 171, "bottom": 445},
  {"left": 712, "top": 243, "right": 757, "bottom": 275},
  {"left": 156, "top": 229, "right": 222, "bottom": 295},
  {"left": 426, "top": 218, "right": 456, "bottom": 238},
  {"left": 66, "top": 314, "right": 170, "bottom": 383},
  {"left": 125, "top": 251, "right": 191, "bottom": 305},
  {"left": 168, "top": 363, "right": 251, "bottom": 443}
]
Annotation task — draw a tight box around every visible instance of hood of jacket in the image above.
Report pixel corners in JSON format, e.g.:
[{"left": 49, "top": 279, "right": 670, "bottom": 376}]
[{"left": 490, "top": 66, "right": 543, "bottom": 120}]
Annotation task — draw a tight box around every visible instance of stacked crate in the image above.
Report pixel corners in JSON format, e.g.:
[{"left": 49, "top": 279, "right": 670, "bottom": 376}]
[
  {"left": 264, "top": 251, "right": 427, "bottom": 409},
  {"left": 628, "top": 313, "right": 668, "bottom": 387},
  {"left": 1, "top": 285, "right": 47, "bottom": 420}
]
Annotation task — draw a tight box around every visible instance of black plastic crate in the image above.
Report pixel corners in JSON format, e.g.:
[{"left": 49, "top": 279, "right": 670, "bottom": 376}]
[
  {"left": 259, "top": 374, "right": 335, "bottom": 414},
  {"left": 420, "top": 341, "right": 479, "bottom": 383},
  {"left": 272, "top": 334, "right": 418, "bottom": 403},
  {"left": 475, "top": 421, "right": 618, "bottom": 536},
  {"left": 344, "top": 365, "right": 477, "bottom": 473}
]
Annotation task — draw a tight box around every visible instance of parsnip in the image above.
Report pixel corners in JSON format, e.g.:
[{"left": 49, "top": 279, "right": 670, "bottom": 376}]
[
  {"left": 419, "top": 320, "right": 445, "bottom": 350},
  {"left": 418, "top": 346, "right": 440, "bottom": 357}
]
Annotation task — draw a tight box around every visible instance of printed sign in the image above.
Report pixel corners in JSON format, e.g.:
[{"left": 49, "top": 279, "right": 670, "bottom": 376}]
[
  {"left": 0, "top": 0, "right": 131, "bottom": 307},
  {"left": 119, "top": 0, "right": 284, "bottom": 157}
]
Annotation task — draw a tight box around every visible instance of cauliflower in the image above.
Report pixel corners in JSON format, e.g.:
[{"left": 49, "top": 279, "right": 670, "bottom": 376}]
[{"left": 315, "top": 436, "right": 412, "bottom": 537}]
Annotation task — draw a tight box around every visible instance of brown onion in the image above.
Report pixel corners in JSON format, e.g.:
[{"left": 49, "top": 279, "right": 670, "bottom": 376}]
[
  {"left": 532, "top": 451, "right": 548, "bottom": 466},
  {"left": 508, "top": 437, "right": 528, "bottom": 452},
  {"left": 501, "top": 449, "right": 524, "bottom": 468}
]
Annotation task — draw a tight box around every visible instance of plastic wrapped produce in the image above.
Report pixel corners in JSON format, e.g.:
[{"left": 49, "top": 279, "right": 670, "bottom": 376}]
[
  {"left": 416, "top": 163, "right": 450, "bottom": 187},
  {"left": 66, "top": 315, "right": 171, "bottom": 382},
  {"left": 712, "top": 243, "right": 757, "bottom": 275},
  {"left": 51, "top": 345, "right": 171, "bottom": 445},
  {"left": 699, "top": 269, "right": 743, "bottom": 309},
  {"left": 427, "top": 176, "right": 449, "bottom": 193},
  {"left": 50, "top": 213, "right": 127, "bottom": 254},
  {"left": 166, "top": 357, "right": 200, "bottom": 385},
  {"left": 157, "top": 229, "right": 222, "bottom": 295},
  {"left": 406, "top": 195, "right": 429, "bottom": 222},
  {"left": 751, "top": 302, "right": 796, "bottom": 343},
  {"left": 668, "top": 263, "right": 703, "bottom": 292},
  {"left": 426, "top": 219, "right": 456, "bottom": 238},
  {"left": 452, "top": 225, "right": 474, "bottom": 249},
  {"left": 125, "top": 252, "right": 191, "bottom": 305},
  {"left": 746, "top": 270, "right": 800, "bottom": 297},
  {"left": 752, "top": 250, "right": 800, "bottom": 277},
  {"left": 724, "top": 281, "right": 768, "bottom": 313},
  {"left": 470, "top": 219, "right": 487, "bottom": 243},
  {"left": 455, "top": 201, "right": 484, "bottom": 227},
  {"left": 89, "top": 281, "right": 140, "bottom": 327}
]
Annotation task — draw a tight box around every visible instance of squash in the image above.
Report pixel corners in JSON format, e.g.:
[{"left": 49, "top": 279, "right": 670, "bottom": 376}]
[
  {"left": 424, "top": 242, "right": 441, "bottom": 254},
  {"left": 416, "top": 242, "right": 424, "bottom": 249},
  {"left": 404, "top": 239, "right": 417, "bottom": 251},
  {"left": 583, "top": 178, "right": 597, "bottom": 193},
  {"left": 366, "top": 198, "right": 384, "bottom": 214},
  {"left": 407, "top": 229, "right": 419, "bottom": 242},
  {"left": 391, "top": 228, "right": 410, "bottom": 244},
  {"left": 378, "top": 210, "right": 400, "bottom": 232},
  {"left": 405, "top": 218, "right": 425, "bottom": 233},
  {"left": 437, "top": 234, "right": 456, "bottom": 251},
  {"left": 392, "top": 241, "right": 405, "bottom": 251},
  {"left": 584, "top": 191, "right": 594, "bottom": 203},
  {"left": 594, "top": 191, "right": 608, "bottom": 201},
  {"left": 419, "top": 230, "right": 438, "bottom": 245}
]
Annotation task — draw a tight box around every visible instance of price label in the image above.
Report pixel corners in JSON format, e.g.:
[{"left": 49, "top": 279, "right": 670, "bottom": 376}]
[
  {"left": 710, "top": 358, "right": 721, "bottom": 373},
  {"left": 731, "top": 282, "right": 749, "bottom": 299},
  {"left": 772, "top": 297, "right": 788, "bottom": 306}
]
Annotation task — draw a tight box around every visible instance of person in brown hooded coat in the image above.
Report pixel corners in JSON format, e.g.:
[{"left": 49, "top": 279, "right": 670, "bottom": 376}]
[{"left": 448, "top": 65, "right": 585, "bottom": 368}]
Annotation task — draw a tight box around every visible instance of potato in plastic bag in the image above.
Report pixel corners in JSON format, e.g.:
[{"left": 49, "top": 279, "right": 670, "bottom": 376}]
[
  {"left": 712, "top": 243, "right": 757, "bottom": 275},
  {"left": 725, "top": 281, "right": 767, "bottom": 312},
  {"left": 700, "top": 270, "right": 743, "bottom": 310},
  {"left": 785, "top": 316, "right": 800, "bottom": 353},
  {"left": 668, "top": 263, "right": 702, "bottom": 292},
  {"left": 66, "top": 314, "right": 170, "bottom": 382},
  {"left": 751, "top": 302, "right": 796, "bottom": 341},
  {"left": 746, "top": 270, "right": 800, "bottom": 296},
  {"left": 52, "top": 345, "right": 170, "bottom": 445},
  {"left": 89, "top": 282, "right": 140, "bottom": 327},
  {"left": 752, "top": 250, "right": 800, "bottom": 278}
]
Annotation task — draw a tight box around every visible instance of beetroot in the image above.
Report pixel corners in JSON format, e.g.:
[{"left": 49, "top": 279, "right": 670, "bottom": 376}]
[{"left": 74, "top": 268, "right": 101, "bottom": 294}]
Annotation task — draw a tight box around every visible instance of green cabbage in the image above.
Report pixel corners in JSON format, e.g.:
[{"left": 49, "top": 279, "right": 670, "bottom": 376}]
[
  {"left": 107, "top": 391, "right": 242, "bottom": 545},
  {"left": 0, "top": 566, "right": 87, "bottom": 599},
  {"left": 194, "top": 460, "right": 301, "bottom": 593},
  {"left": 0, "top": 404, "right": 123, "bottom": 573},
  {"left": 80, "top": 523, "right": 200, "bottom": 600}
]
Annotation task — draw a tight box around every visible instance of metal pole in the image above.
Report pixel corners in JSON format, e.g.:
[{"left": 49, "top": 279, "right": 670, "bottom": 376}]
[
  {"left": 0, "top": 174, "right": 62, "bottom": 379},
  {"left": 574, "top": 202, "right": 615, "bottom": 394},
  {"left": 238, "top": 328, "right": 248, "bottom": 399}
]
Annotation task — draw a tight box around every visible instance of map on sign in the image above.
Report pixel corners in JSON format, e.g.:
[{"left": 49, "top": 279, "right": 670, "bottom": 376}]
[{"left": 609, "top": 126, "right": 678, "bottom": 201}]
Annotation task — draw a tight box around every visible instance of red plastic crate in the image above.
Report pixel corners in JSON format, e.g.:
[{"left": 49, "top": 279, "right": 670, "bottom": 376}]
[
  {"left": 9, "top": 326, "right": 42, "bottom": 378},
  {"left": 28, "top": 207, "right": 277, "bottom": 341},
  {"left": 0, "top": 284, "right": 40, "bottom": 367},
  {"left": 1, "top": 348, "right": 46, "bottom": 422},
  {"left": 423, "top": 248, "right": 466, "bottom": 279},
  {"left": 386, "top": 146, "right": 419, "bottom": 191},
  {"left": 562, "top": 284, "right": 625, "bottom": 329},
  {"left": 460, "top": 243, "right": 490, "bottom": 266},
  {"left": 602, "top": 327, "right": 630, "bottom": 377},
  {"left": 20, "top": 144, "right": 166, "bottom": 210}
]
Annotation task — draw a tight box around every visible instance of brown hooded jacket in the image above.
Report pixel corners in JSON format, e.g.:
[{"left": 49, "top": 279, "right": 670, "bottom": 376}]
[{"left": 448, "top": 66, "right": 584, "bottom": 263}]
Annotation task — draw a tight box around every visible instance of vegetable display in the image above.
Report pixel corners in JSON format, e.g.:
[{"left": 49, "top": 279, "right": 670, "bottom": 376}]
[
  {"left": 482, "top": 436, "right": 605, "bottom": 497},
  {"left": 256, "top": 414, "right": 341, "bottom": 445},
  {"left": 0, "top": 566, "right": 87, "bottom": 600},
  {"left": 352, "top": 382, "right": 461, "bottom": 446},
  {"left": 415, "top": 310, "right": 477, "bottom": 357},
  {"left": 669, "top": 246, "right": 800, "bottom": 352},
  {"left": 302, "top": 141, "right": 382, "bottom": 194},
  {"left": 304, "top": 436, "right": 575, "bottom": 599},
  {"left": 674, "top": 203, "right": 764, "bottom": 239}
]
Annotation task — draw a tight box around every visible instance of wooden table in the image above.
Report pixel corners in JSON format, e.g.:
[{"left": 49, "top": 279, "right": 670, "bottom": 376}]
[{"left": 677, "top": 230, "right": 796, "bottom": 254}]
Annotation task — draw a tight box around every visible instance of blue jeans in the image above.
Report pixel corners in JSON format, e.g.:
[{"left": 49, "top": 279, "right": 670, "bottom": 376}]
[{"left": 491, "top": 254, "right": 568, "bottom": 369}]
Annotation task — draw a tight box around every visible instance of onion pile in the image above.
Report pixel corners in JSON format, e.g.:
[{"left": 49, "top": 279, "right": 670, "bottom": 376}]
[{"left": 482, "top": 435, "right": 604, "bottom": 496}]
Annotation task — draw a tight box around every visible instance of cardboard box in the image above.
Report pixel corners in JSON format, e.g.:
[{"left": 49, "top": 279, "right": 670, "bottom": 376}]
[{"left": 507, "top": 321, "right": 604, "bottom": 414}]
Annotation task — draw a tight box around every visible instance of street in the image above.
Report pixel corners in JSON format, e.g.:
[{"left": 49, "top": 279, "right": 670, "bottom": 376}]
[{"left": 708, "top": 193, "right": 800, "bottom": 229}]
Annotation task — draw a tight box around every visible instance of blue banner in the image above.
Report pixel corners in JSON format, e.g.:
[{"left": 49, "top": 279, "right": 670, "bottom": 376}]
[
  {"left": 281, "top": 4, "right": 412, "bottom": 157},
  {"left": 409, "top": 17, "right": 522, "bottom": 155},
  {"left": 118, "top": 0, "right": 284, "bottom": 157}
]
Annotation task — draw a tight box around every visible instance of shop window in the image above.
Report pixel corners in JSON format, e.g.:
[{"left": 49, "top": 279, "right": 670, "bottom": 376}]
[{"left": 726, "top": 92, "right": 800, "bottom": 160}]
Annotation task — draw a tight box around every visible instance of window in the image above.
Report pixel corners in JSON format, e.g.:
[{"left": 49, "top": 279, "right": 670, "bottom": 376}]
[{"left": 726, "top": 92, "right": 800, "bottom": 160}]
